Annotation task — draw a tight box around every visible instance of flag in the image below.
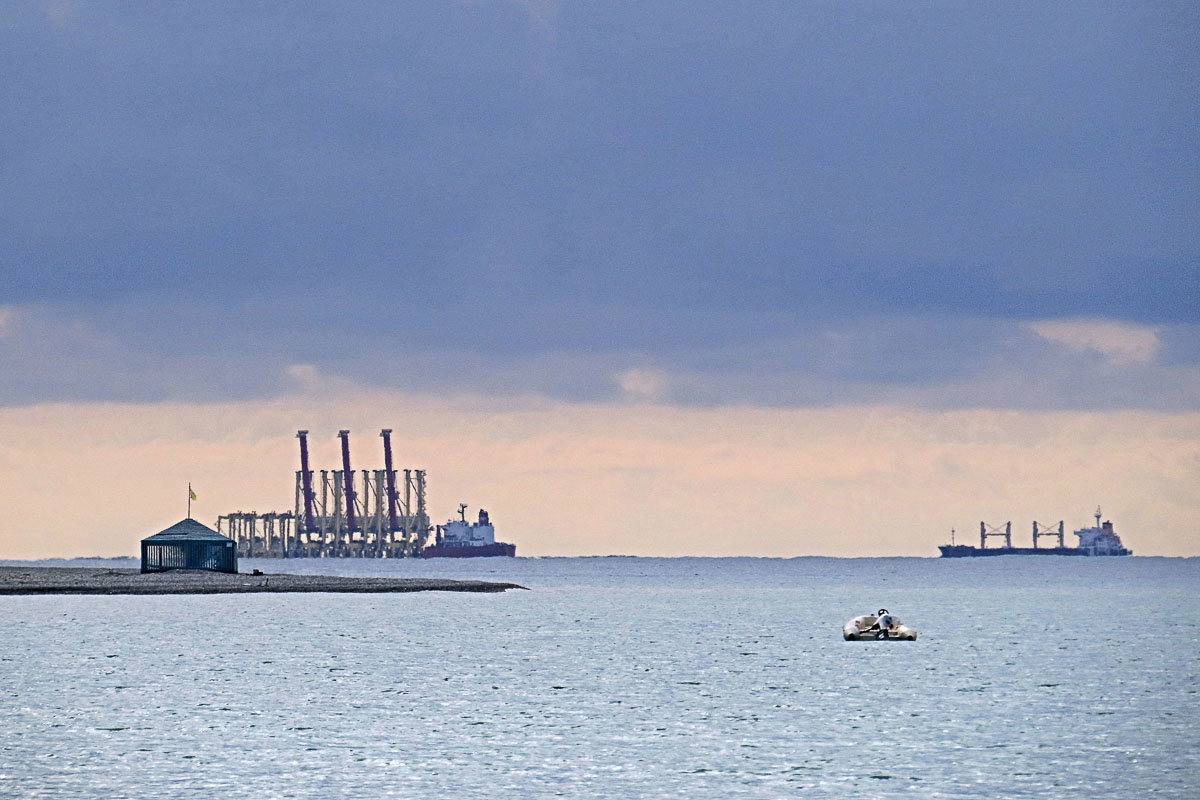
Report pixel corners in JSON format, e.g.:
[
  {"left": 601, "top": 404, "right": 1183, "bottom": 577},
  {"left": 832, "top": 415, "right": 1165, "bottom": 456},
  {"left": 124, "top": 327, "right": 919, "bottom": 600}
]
[{"left": 189, "top": 486, "right": 197, "bottom": 502}]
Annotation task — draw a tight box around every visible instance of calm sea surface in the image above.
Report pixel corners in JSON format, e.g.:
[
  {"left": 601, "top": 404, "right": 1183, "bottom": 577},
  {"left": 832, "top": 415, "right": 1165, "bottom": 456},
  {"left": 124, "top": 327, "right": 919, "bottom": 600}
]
[{"left": 1, "top": 556, "right": 1197, "bottom": 799}]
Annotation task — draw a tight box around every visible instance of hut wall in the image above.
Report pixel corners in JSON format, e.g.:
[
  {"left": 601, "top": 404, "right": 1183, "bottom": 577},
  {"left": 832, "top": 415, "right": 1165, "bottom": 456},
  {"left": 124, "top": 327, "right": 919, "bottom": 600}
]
[{"left": 141, "top": 540, "right": 237, "bottom": 573}]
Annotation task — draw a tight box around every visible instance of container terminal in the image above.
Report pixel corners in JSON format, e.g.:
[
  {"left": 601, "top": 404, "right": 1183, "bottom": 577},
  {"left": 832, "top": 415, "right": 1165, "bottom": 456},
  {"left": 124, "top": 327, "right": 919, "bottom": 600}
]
[
  {"left": 216, "top": 429, "right": 515, "bottom": 559},
  {"left": 938, "top": 507, "right": 1131, "bottom": 557}
]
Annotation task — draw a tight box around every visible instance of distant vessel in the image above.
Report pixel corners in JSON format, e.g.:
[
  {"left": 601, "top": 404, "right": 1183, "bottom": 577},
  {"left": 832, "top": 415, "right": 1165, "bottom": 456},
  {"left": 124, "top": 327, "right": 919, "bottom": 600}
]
[
  {"left": 939, "top": 507, "right": 1131, "bottom": 557},
  {"left": 422, "top": 505, "right": 517, "bottom": 558}
]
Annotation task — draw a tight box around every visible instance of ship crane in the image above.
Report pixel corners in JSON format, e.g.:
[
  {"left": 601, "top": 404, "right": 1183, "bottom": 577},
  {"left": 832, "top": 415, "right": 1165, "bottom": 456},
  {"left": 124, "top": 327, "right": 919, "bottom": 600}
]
[
  {"left": 980, "top": 521, "right": 1012, "bottom": 549},
  {"left": 1033, "top": 520, "right": 1065, "bottom": 549}
]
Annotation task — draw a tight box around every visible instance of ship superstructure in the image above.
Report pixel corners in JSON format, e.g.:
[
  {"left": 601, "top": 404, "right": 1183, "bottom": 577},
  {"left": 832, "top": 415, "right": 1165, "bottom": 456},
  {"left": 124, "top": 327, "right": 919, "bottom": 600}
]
[
  {"left": 1071, "top": 507, "right": 1131, "bottom": 555},
  {"left": 423, "top": 504, "right": 516, "bottom": 558},
  {"left": 939, "top": 507, "right": 1131, "bottom": 557}
]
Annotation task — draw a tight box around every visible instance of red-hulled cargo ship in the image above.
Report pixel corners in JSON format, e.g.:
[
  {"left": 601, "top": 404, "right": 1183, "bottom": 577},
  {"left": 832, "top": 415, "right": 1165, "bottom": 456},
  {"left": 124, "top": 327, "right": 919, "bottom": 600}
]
[{"left": 422, "top": 505, "right": 516, "bottom": 558}]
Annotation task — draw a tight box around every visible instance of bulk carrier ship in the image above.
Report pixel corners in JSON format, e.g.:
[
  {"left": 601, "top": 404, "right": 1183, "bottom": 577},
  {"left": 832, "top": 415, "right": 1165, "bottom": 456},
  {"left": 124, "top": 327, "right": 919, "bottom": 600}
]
[{"left": 939, "top": 507, "right": 1131, "bottom": 557}]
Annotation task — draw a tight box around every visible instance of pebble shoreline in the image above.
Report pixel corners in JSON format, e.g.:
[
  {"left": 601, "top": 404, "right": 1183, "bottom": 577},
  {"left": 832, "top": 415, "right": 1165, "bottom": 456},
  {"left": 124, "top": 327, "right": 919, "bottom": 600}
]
[{"left": 0, "top": 566, "right": 525, "bottom": 595}]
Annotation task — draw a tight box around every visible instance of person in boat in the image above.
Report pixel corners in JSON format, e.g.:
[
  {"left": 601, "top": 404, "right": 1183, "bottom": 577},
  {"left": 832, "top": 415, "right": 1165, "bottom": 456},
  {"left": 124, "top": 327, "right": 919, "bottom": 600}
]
[{"left": 871, "top": 608, "right": 893, "bottom": 638}]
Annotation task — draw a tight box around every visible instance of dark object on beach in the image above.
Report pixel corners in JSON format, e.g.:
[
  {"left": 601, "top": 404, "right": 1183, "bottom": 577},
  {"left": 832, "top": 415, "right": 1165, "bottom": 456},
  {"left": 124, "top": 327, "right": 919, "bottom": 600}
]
[{"left": 141, "top": 519, "right": 238, "bottom": 574}]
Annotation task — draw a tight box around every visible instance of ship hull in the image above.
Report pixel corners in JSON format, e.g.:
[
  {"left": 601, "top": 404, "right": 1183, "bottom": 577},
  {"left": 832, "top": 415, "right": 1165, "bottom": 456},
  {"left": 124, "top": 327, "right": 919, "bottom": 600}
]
[
  {"left": 938, "top": 545, "right": 1129, "bottom": 558},
  {"left": 422, "top": 543, "right": 516, "bottom": 559}
]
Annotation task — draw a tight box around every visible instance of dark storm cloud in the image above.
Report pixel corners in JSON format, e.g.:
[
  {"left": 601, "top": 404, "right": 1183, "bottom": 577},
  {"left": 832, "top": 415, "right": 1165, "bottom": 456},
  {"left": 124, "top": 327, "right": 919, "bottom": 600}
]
[{"left": 1, "top": 1, "right": 1197, "bottom": 406}]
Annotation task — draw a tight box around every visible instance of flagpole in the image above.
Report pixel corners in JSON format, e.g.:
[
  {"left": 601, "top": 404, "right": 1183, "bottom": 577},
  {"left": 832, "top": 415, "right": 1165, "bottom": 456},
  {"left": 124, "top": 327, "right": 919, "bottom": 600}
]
[{"left": 188, "top": 483, "right": 192, "bottom": 519}]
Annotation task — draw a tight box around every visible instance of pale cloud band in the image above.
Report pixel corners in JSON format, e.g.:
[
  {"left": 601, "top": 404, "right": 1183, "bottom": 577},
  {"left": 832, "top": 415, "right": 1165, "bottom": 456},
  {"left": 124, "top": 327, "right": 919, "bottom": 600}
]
[
  {"left": 0, "top": 306, "right": 18, "bottom": 339},
  {"left": 1029, "top": 318, "right": 1161, "bottom": 365}
]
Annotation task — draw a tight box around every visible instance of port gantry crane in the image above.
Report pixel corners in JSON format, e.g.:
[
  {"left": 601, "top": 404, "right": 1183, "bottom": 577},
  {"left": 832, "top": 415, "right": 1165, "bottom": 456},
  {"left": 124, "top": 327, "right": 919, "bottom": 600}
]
[{"left": 219, "top": 428, "right": 431, "bottom": 558}]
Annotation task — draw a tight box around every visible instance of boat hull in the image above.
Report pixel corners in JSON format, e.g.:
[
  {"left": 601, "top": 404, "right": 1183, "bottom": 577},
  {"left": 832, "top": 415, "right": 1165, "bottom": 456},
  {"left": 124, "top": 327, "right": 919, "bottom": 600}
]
[
  {"left": 842, "top": 615, "right": 917, "bottom": 641},
  {"left": 938, "top": 545, "right": 1129, "bottom": 557},
  {"left": 421, "top": 542, "right": 516, "bottom": 559}
]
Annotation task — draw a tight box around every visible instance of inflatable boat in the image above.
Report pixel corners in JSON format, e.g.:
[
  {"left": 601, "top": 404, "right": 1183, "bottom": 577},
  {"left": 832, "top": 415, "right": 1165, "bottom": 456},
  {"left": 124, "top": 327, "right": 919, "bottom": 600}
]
[{"left": 842, "top": 609, "right": 917, "bottom": 641}]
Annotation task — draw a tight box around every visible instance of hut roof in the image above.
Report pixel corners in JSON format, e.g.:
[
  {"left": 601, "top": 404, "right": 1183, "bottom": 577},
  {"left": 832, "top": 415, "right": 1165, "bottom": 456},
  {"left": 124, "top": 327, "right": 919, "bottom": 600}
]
[{"left": 142, "top": 518, "right": 231, "bottom": 542}]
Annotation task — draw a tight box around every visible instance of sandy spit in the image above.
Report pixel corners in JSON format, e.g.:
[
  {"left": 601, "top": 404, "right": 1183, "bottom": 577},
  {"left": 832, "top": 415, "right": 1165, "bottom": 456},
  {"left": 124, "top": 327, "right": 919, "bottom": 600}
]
[{"left": 0, "top": 566, "right": 525, "bottom": 595}]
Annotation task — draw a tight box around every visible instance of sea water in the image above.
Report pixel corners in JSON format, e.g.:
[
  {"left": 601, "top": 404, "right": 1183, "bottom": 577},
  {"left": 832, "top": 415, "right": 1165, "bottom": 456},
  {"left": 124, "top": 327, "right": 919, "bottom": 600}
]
[{"left": 1, "top": 556, "right": 1197, "bottom": 799}]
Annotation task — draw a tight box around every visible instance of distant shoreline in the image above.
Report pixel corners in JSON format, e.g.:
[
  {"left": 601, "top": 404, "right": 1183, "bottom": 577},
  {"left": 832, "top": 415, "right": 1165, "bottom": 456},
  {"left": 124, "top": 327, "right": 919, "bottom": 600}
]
[
  {"left": 0, "top": 554, "right": 1191, "bottom": 564},
  {"left": 0, "top": 566, "right": 524, "bottom": 595}
]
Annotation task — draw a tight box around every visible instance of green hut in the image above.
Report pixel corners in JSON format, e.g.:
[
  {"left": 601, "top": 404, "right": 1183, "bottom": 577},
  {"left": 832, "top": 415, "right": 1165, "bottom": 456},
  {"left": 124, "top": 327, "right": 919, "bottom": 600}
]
[{"left": 141, "top": 518, "right": 237, "bottom": 573}]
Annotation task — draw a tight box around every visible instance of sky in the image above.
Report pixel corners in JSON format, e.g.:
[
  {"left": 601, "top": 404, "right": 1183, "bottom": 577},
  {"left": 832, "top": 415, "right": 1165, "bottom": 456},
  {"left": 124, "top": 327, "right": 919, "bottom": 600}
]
[{"left": 1, "top": 1, "right": 1197, "bottom": 557}]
